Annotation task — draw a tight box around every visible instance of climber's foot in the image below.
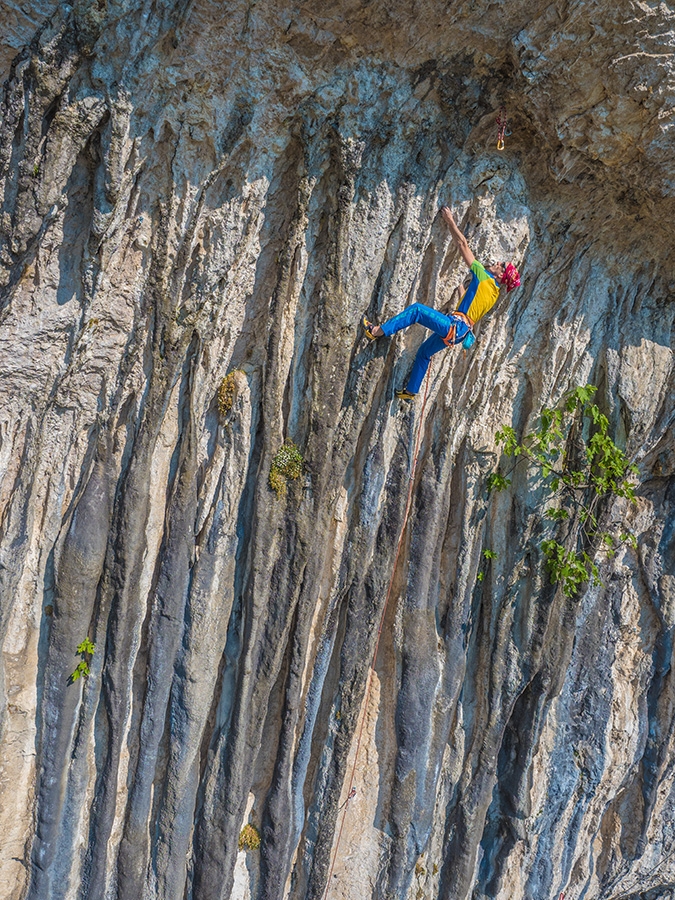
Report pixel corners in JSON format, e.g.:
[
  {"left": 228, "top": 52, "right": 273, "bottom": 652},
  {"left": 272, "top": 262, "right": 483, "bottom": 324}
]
[{"left": 395, "top": 389, "right": 416, "bottom": 401}]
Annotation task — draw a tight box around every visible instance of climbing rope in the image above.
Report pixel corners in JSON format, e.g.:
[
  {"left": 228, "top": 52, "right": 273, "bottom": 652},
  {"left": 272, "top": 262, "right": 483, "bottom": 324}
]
[
  {"left": 496, "top": 105, "right": 508, "bottom": 151},
  {"left": 322, "top": 365, "right": 434, "bottom": 899}
]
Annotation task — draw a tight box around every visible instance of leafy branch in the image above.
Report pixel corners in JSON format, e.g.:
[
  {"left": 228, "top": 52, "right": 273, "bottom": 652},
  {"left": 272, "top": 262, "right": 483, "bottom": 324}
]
[
  {"left": 490, "top": 385, "right": 639, "bottom": 597},
  {"left": 70, "top": 637, "right": 95, "bottom": 682}
]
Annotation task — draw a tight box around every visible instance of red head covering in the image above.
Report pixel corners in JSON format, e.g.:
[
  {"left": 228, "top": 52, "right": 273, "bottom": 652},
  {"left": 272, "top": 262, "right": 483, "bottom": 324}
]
[{"left": 501, "top": 263, "right": 521, "bottom": 292}]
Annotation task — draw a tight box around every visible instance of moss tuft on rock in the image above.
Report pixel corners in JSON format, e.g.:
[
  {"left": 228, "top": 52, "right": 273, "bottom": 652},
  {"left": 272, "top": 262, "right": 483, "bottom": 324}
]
[
  {"left": 269, "top": 440, "right": 303, "bottom": 498},
  {"left": 238, "top": 823, "right": 261, "bottom": 851},
  {"left": 217, "top": 372, "right": 238, "bottom": 418}
]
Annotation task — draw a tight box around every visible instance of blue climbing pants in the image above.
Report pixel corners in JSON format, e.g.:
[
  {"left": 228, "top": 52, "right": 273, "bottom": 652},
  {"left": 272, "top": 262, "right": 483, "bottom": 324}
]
[{"left": 380, "top": 303, "right": 471, "bottom": 394}]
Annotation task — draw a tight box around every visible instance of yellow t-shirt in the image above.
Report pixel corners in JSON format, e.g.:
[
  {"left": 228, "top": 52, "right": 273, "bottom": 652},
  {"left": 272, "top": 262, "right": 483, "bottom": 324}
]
[{"left": 458, "top": 261, "right": 500, "bottom": 323}]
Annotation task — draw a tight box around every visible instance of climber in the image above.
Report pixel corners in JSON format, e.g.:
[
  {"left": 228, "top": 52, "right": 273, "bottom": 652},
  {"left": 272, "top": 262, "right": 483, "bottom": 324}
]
[{"left": 363, "top": 206, "right": 521, "bottom": 400}]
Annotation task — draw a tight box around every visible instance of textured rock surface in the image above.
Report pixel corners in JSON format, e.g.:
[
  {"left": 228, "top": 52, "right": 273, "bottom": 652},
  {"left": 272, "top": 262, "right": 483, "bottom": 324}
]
[{"left": 0, "top": 2, "right": 674, "bottom": 900}]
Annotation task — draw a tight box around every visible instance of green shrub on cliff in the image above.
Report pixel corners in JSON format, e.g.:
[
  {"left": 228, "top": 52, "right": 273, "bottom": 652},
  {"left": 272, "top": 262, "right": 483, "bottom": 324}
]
[{"left": 490, "top": 384, "right": 638, "bottom": 597}]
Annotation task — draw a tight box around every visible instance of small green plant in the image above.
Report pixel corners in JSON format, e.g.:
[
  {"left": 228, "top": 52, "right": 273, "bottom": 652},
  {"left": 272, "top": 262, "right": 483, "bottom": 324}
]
[
  {"left": 620, "top": 531, "right": 638, "bottom": 550},
  {"left": 490, "top": 384, "right": 638, "bottom": 597},
  {"left": 70, "top": 637, "right": 95, "bottom": 682},
  {"left": 487, "top": 472, "right": 511, "bottom": 493},
  {"left": 269, "top": 439, "right": 303, "bottom": 498},
  {"left": 476, "top": 548, "right": 497, "bottom": 584},
  {"left": 32, "top": 162, "right": 39, "bottom": 177},
  {"left": 238, "top": 823, "right": 261, "bottom": 851},
  {"left": 217, "top": 372, "right": 238, "bottom": 418}
]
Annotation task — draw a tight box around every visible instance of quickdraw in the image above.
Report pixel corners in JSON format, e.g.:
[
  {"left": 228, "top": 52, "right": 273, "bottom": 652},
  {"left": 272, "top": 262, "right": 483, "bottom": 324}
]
[
  {"left": 338, "top": 788, "right": 356, "bottom": 811},
  {"left": 496, "top": 105, "right": 508, "bottom": 151}
]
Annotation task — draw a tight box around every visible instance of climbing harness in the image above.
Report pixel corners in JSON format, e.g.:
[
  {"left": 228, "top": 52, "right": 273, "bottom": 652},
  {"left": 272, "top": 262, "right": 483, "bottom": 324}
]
[
  {"left": 442, "top": 324, "right": 457, "bottom": 346},
  {"left": 322, "top": 365, "right": 435, "bottom": 899},
  {"left": 442, "top": 310, "right": 474, "bottom": 347},
  {"left": 496, "top": 105, "right": 508, "bottom": 151}
]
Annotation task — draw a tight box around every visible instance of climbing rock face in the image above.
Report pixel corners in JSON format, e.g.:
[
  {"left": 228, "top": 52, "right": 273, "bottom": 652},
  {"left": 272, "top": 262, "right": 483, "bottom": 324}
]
[{"left": 0, "top": 2, "right": 674, "bottom": 899}]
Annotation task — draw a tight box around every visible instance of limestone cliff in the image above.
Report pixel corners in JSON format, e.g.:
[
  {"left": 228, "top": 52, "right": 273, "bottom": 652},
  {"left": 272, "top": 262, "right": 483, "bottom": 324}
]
[{"left": 0, "top": 2, "right": 674, "bottom": 899}]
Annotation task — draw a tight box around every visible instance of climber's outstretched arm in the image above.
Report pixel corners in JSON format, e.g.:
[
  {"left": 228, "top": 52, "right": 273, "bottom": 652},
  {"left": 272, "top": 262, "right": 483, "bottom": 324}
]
[{"left": 441, "top": 206, "right": 475, "bottom": 269}]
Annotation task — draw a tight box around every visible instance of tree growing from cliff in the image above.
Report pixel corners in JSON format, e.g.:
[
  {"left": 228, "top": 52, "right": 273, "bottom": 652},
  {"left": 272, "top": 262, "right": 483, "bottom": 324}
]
[{"left": 489, "top": 385, "right": 638, "bottom": 596}]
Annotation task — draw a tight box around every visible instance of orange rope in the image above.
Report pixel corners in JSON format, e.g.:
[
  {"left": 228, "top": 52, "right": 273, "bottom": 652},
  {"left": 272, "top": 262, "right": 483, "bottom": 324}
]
[{"left": 322, "top": 365, "right": 434, "bottom": 899}]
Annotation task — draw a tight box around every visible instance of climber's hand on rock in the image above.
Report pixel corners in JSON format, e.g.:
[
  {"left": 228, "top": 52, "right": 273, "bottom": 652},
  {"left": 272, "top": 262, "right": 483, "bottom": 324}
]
[
  {"left": 440, "top": 206, "right": 455, "bottom": 227},
  {"left": 441, "top": 206, "right": 475, "bottom": 268}
]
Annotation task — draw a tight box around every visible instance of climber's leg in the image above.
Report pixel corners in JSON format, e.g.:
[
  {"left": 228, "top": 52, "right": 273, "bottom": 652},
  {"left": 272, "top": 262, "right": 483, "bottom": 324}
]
[
  {"left": 403, "top": 334, "right": 447, "bottom": 395},
  {"left": 380, "top": 302, "right": 453, "bottom": 339}
]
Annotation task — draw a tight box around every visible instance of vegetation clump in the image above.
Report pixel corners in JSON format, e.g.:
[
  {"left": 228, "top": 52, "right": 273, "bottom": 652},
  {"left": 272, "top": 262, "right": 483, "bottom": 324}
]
[
  {"left": 476, "top": 548, "right": 498, "bottom": 583},
  {"left": 70, "top": 637, "right": 95, "bottom": 682},
  {"left": 238, "top": 823, "right": 261, "bottom": 851},
  {"left": 269, "top": 440, "right": 303, "bottom": 498},
  {"left": 217, "top": 372, "right": 238, "bottom": 418},
  {"left": 489, "top": 385, "right": 638, "bottom": 597}
]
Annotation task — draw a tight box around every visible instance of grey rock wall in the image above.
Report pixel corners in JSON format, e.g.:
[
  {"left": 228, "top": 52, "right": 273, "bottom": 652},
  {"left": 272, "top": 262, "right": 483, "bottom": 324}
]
[{"left": 0, "top": 2, "right": 674, "bottom": 900}]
